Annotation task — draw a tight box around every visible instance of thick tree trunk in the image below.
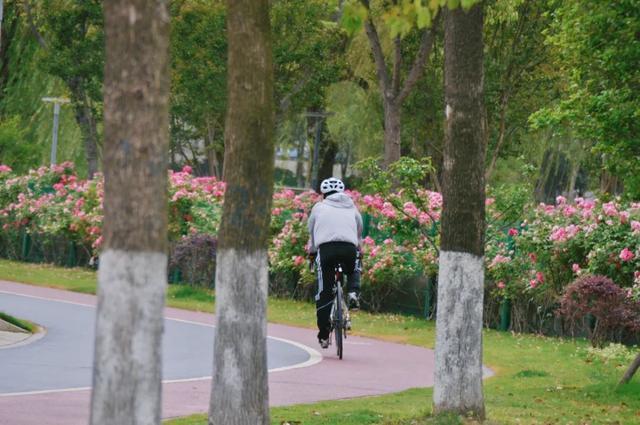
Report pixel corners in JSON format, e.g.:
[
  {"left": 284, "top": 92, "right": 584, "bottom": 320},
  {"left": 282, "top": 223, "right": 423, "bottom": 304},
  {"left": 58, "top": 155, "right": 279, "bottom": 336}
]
[
  {"left": 90, "top": 2, "right": 170, "bottom": 425},
  {"left": 433, "top": 3, "right": 486, "bottom": 420},
  {"left": 208, "top": 0, "right": 274, "bottom": 424},
  {"left": 383, "top": 99, "right": 401, "bottom": 168},
  {"left": 619, "top": 352, "right": 640, "bottom": 385}
]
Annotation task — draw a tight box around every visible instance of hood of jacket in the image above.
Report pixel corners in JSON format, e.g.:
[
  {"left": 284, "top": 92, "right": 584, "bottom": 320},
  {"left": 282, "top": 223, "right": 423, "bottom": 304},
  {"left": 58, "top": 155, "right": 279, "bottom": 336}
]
[{"left": 323, "top": 192, "right": 355, "bottom": 209}]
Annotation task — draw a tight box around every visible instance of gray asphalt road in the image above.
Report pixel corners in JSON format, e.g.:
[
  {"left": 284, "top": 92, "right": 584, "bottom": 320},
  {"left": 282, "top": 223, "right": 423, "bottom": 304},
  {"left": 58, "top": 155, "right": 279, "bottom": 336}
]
[{"left": 0, "top": 292, "right": 310, "bottom": 394}]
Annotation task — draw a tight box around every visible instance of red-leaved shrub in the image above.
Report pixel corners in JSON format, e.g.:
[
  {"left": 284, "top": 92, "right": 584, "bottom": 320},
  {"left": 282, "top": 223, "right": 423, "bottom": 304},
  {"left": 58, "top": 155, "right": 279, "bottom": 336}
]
[{"left": 558, "top": 275, "right": 640, "bottom": 347}]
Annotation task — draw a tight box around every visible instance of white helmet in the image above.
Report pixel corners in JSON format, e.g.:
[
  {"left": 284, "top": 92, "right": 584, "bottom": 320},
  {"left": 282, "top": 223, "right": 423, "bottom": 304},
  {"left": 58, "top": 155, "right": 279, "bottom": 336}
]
[{"left": 320, "top": 177, "right": 345, "bottom": 194}]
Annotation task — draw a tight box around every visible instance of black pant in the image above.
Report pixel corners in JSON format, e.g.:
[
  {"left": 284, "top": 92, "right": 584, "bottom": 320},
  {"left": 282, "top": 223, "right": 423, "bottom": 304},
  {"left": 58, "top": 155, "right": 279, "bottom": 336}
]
[{"left": 315, "top": 241, "right": 357, "bottom": 340}]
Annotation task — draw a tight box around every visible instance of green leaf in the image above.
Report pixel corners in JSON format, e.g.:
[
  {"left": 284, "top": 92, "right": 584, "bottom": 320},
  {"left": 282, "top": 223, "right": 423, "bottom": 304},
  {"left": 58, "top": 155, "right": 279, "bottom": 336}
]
[
  {"left": 461, "top": 0, "right": 480, "bottom": 10},
  {"left": 447, "top": 0, "right": 460, "bottom": 9},
  {"left": 416, "top": 6, "right": 432, "bottom": 28},
  {"left": 340, "top": 2, "right": 368, "bottom": 36}
]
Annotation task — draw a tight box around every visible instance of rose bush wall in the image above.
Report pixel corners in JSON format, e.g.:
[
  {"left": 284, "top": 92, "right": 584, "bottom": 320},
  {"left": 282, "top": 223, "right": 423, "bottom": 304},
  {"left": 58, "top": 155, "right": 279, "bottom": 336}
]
[{"left": 1, "top": 162, "right": 638, "bottom": 336}]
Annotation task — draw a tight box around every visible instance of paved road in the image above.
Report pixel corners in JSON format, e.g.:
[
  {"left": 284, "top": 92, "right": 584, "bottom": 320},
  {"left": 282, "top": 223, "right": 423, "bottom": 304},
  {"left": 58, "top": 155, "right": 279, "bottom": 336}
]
[
  {"left": 0, "top": 280, "right": 467, "bottom": 425},
  {"left": 0, "top": 292, "right": 311, "bottom": 394}
]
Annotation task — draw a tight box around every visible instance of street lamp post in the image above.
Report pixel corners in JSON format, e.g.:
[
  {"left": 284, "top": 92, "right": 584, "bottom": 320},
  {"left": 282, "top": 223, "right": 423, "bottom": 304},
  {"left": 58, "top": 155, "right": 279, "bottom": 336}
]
[{"left": 42, "top": 97, "right": 70, "bottom": 165}]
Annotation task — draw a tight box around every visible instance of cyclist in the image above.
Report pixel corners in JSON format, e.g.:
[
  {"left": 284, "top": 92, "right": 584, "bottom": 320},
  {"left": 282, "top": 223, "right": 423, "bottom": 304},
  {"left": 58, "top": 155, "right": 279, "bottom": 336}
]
[{"left": 308, "top": 177, "right": 363, "bottom": 349}]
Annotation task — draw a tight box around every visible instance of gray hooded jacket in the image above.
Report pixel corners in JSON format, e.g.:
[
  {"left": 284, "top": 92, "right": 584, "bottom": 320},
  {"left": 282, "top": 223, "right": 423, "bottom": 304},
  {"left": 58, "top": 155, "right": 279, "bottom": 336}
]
[{"left": 308, "top": 192, "right": 363, "bottom": 253}]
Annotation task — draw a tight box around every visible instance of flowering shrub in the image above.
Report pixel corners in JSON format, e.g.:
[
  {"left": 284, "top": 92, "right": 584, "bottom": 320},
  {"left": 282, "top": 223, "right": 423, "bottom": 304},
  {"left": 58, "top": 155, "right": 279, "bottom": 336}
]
[
  {"left": 1, "top": 162, "right": 638, "bottom": 328},
  {"left": 486, "top": 195, "right": 640, "bottom": 333}
]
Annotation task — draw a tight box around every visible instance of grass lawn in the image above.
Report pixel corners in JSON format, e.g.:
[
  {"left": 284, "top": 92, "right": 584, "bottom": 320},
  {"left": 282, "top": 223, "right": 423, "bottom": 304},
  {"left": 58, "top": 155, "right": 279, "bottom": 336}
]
[{"left": 1, "top": 259, "right": 638, "bottom": 424}]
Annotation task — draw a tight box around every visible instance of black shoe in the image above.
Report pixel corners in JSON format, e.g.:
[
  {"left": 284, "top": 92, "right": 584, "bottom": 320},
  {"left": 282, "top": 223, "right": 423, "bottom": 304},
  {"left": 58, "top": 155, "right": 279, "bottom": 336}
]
[{"left": 348, "top": 292, "right": 360, "bottom": 310}]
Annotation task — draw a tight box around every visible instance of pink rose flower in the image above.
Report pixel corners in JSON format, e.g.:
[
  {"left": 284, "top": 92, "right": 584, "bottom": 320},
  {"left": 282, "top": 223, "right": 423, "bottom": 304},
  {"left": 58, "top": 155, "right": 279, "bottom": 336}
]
[
  {"left": 572, "top": 263, "right": 581, "bottom": 274},
  {"left": 363, "top": 236, "right": 375, "bottom": 246},
  {"left": 536, "top": 271, "right": 544, "bottom": 283},
  {"left": 497, "top": 281, "right": 505, "bottom": 289},
  {"left": 529, "top": 279, "right": 538, "bottom": 289},
  {"left": 0, "top": 164, "right": 12, "bottom": 173},
  {"left": 508, "top": 228, "right": 519, "bottom": 236},
  {"left": 620, "top": 248, "right": 635, "bottom": 262},
  {"left": 556, "top": 195, "right": 566, "bottom": 205},
  {"left": 620, "top": 211, "right": 630, "bottom": 224},
  {"left": 603, "top": 202, "right": 618, "bottom": 217},
  {"left": 293, "top": 256, "right": 305, "bottom": 267}
]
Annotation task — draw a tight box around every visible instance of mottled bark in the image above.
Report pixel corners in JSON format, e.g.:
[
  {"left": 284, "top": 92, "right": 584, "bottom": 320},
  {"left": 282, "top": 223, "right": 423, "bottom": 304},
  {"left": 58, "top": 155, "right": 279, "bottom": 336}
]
[
  {"left": 439, "top": 5, "right": 486, "bottom": 257},
  {"left": 209, "top": 0, "right": 274, "bottom": 423},
  {"left": 434, "top": 3, "right": 486, "bottom": 420},
  {"left": 90, "top": 1, "right": 170, "bottom": 425}
]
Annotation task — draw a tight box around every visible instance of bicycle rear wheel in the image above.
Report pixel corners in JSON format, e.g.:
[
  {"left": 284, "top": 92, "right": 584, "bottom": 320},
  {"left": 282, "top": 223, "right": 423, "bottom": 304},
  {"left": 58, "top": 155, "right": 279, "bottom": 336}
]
[{"left": 335, "top": 285, "right": 343, "bottom": 359}]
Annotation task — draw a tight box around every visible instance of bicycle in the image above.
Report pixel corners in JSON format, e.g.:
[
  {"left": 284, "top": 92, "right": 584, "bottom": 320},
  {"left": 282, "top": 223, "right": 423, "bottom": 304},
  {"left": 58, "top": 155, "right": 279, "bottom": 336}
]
[{"left": 309, "top": 256, "right": 352, "bottom": 360}]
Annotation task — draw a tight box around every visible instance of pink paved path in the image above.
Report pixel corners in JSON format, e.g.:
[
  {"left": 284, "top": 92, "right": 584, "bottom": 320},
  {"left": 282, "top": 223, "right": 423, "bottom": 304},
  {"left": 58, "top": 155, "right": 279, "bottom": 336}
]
[{"left": 0, "top": 280, "right": 436, "bottom": 425}]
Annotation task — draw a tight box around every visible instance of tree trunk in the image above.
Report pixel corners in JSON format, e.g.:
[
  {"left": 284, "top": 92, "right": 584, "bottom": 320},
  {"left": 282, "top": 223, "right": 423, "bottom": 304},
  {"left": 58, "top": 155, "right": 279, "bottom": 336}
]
[
  {"left": 619, "top": 352, "right": 640, "bottom": 385},
  {"left": 433, "top": 3, "right": 486, "bottom": 420},
  {"left": 316, "top": 138, "right": 338, "bottom": 192},
  {"left": 295, "top": 122, "right": 306, "bottom": 187},
  {"left": 68, "top": 80, "right": 101, "bottom": 178},
  {"left": 208, "top": 0, "right": 274, "bottom": 424},
  {"left": 205, "top": 121, "right": 221, "bottom": 178},
  {"left": 362, "top": 6, "right": 438, "bottom": 169},
  {"left": 485, "top": 92, "right": 508, "bottom": 181},
  {"left": 90, "top": 1, "right": 170, "bottom": 425},
  {"left": 383, "top": 99, "right": 401, "bottom": 168},
  {"left": 76, "top": 97, "right": 100, "bottom": 178}
]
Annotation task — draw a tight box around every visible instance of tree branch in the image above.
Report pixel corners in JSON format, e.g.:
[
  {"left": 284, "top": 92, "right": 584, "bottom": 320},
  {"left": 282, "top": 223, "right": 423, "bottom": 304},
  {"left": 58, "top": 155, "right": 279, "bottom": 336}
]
[
  {"left": 397, "top": 14, "right": 439, "bottom": 103},
  {"left": 361, "top": 0, "right": 391, "bottom": 98},
  {"left": 22, "top": 0, "right": 47, "bottom": 49},
  {"left": 392, "top": 35, "right": 401, "bottom": 95}
]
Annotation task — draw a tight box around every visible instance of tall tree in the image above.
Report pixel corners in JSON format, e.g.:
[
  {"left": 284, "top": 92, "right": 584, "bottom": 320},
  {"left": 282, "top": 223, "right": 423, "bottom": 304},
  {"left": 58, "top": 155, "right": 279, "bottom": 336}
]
[
  {"left": 433, "top": 1, "right": 486, "bottom": 419},
  {"left": 208, "top": 0, "right": 274, "bottom": 423},
  {"left": 530, "top": 0, "right": 640, "bottom": 198},
  {"left": 170, "top": 0, "right": 227, "bottom": 177},
  {"left": 359, "top": 0, "right": 438, "bottom": 167},
  {"left": 39, "top": 0, "right": 104, "bottom": 178},
  {"left": 90, "top": 1, "right": 169, "bottom": 424}
]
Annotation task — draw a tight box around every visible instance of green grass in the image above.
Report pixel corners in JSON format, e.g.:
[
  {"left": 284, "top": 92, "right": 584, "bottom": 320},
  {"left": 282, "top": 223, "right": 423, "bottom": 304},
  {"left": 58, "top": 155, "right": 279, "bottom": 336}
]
[
  {"left": 0, "top": 311, "right": 37, "bottom": 333},
  {"left": 1, "top": 258, "right": 638, "bottom": 424}
]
